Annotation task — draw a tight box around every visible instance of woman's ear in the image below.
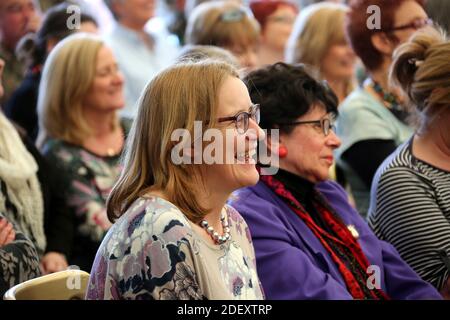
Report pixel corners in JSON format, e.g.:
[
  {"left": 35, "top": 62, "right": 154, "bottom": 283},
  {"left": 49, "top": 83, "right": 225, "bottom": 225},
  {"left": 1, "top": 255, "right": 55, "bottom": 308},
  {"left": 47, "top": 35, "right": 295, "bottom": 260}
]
[{"left": 371, "top": 32, "right": 397, "bottom": 56}]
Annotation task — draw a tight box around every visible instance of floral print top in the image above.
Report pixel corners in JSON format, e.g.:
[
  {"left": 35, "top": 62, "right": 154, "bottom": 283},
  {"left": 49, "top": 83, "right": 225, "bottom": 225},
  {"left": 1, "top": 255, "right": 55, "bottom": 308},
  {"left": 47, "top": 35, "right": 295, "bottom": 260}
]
[
  {"left": 41, "top": 120, "right": 131, "bottom": 271},
  {"left": 86, "top": 196, "right": 264, "bottom": 300}
]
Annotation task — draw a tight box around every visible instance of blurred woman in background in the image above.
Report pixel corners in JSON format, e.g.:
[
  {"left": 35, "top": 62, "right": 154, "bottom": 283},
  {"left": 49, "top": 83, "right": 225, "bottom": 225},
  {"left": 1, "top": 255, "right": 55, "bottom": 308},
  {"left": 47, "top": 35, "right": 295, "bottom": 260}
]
[
  {"left": 185, "top": 0, "right": 260, "bottom": 72},
  {"left": 369, "top": 26, "right": 450, "bottom": 298},
  {"left": 5, "top": 2, "right": 98, "bottom": 141},
  {"left": 335, "top": 0, "right": 429, "bottom": 217},
  {"left": 285, "top": 2, "right": 356, "bottom": 104},
  {"left": 37, "top": 34, "right": 128, "bottom": 271}
]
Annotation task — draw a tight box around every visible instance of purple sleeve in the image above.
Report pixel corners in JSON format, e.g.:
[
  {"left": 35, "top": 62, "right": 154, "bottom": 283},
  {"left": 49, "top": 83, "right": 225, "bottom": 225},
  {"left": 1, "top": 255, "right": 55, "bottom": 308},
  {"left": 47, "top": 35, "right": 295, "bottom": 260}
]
[
  {"left": 235, "top": 193, "right": 353, "bottom": 300},
  {"left": 317, "top": 180, "right": 442, "bottom": 300},
  {"left": 380, "top": 241, "right": 442, "bottom": 300}
]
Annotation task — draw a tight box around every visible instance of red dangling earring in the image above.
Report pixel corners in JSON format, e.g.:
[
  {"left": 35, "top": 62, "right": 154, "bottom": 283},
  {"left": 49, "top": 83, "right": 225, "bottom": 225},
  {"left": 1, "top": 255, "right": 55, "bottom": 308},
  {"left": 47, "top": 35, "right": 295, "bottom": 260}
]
[{"left": 278, "top": 146, "right": 288, "bottom": 158}]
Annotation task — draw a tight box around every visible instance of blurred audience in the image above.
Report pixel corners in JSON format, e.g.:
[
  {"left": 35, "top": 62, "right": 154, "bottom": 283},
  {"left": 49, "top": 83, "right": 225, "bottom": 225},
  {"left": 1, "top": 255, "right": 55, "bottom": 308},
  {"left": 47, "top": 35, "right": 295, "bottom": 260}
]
[
  {"left": 5, "top": 2, "right": 98, "bottom": 141},
  {"left": 286, "top": 2, "right": 356, "bottom": 104},
  {"left": 185, "top": 0, "right": 260, "bottom": 72},
  {"left": 37, "top": 34, "right": 128, "bottom": 271},
  {"left": 0, "top": 0, "right": 41, "bottom": 105},
  {"left": 230, "top": 62, "right": 442, "bottom": 300},
  {"left": 250, "top": 0, "right": 298, "bottom": 67},
  {"left": 103, "top": 0, "right": 179, "bottom": 118},
  {"left": 0, "top": 55, "right": 74, "bottom": 276},
  {"left": 335, "top": 0, "right": 429, "bottom": 217},
  {"left": 369, "top": 26, "right": 450, "bottom": 298}
]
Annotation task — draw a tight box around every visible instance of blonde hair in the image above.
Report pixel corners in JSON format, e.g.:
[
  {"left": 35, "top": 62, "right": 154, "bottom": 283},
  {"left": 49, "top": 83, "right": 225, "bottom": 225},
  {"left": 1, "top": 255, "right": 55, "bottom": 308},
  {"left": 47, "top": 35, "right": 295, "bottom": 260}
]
[
  {"left": 107, "top": 60, "right": 239, "bottom": 223},
  {"left": 185, "top": 1, "right": 260, "bottom": 50},
  {"left": 285, "top": 3, "right": 353, "bottom": 95},
  {"left": 37, "top": 33, "right": 118, "bottom": 147},
  {"left": 390, "top": 26, "right": 450, "bottom": 132}
]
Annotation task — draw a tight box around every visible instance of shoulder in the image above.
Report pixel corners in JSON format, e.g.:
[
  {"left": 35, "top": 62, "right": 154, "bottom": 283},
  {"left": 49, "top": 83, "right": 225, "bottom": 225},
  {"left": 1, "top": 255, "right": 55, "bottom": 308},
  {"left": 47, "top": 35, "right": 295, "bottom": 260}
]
[
  {"left": 339, "top": 89, "right": 378, "bottom": 114},
  {"left": 90, "top": 197, "right": 201, "bottom": 299},
  {"left": 41, "top": 139, "right": 78, "bottom": 164},
  {"left": 230, "top": 183, "right": 281, "bottom": 220},
  {"left": 107, "top": 197, "right": 194, "bottom": 255}
]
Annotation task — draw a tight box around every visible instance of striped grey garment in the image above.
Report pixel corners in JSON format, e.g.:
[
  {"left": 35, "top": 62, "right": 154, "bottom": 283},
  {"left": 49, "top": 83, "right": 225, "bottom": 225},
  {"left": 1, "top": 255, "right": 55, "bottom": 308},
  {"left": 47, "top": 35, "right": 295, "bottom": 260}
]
[{"left": 368, "top": 139, "right": 450, "bottom": 290}]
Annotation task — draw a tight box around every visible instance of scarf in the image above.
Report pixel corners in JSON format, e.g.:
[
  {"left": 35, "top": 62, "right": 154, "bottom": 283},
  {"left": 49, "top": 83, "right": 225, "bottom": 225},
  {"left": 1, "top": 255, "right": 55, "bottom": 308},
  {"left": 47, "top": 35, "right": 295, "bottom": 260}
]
[
  {"left": 260, "top": 173, "right": 389, "bottom": 300},
  {"left": 0, "top": 112, "right": 45, "bottom": 255}
]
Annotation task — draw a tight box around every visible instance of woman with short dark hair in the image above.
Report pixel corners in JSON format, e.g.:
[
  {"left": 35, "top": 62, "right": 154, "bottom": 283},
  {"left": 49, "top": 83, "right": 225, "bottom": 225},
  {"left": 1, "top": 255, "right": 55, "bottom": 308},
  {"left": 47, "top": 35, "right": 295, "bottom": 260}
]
[
  {"left": 230, "top": 62, "right": 441, "bottom": 299},
  {"left": 369, "top": 26, "right": 450, "bottom": 298}
]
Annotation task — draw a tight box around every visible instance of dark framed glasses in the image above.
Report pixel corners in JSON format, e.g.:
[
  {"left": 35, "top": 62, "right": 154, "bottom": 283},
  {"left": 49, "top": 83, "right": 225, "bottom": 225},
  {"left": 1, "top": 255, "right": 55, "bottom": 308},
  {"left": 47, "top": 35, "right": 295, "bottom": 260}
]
[
  {"left": 281, "top": 116, "right": 336, "bottom": 136},
  {"left": 383, "top": 18, "right": 433, "bottom": 33},
  {"left": 217, "top": 104, "right": 260, "bottom": 134}
]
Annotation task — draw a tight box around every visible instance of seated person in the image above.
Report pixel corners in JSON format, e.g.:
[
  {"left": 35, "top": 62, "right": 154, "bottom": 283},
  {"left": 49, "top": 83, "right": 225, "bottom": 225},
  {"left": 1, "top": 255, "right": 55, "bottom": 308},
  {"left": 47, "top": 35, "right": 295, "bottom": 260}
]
[
  {"left": 229, "top": 62, "right": 442, "bottom": 299},
  {"left": 37, "top": 34, "right": 129, "bottom": 271},
  {"left": 335, "top": 0, "right": 430, "bottom": 216},
  {"left": 5, "top": 2, "right": 98, "bottom": 141},
  {"left": 369, "top": 26, "right": 450, "bottom": 298},
  {"left": 0, "top": 213, "right": 40, "bottom": 296},
  {"left": 0, "top": 57, "right": 71, "bottom": 275}
]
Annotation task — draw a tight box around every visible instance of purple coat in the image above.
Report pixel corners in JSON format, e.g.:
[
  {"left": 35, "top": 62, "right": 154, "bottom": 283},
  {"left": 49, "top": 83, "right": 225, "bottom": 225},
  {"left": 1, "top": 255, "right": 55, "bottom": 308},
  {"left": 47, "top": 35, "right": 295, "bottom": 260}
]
[{"left": 230, "top": 180, "right": 441, "bottom": 300}]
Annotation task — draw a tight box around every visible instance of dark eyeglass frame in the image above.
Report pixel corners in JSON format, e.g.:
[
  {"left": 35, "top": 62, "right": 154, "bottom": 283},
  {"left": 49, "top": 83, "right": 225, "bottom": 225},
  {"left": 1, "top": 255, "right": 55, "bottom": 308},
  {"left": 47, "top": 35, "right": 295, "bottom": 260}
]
[
  {"left": 382, "top": 18, "right": 433, "bottom": 33},
  {"left": 217, "top": 104, "right": 260, "bottom": 134},
  {"left": 280, "top": 116, "right": 336, "bottom": 136}
]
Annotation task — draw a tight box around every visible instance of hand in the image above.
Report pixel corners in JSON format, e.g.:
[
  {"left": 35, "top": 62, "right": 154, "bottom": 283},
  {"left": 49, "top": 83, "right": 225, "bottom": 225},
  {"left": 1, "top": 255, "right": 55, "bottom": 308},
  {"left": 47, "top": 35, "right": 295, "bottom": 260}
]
[
  {"left": 0, "top": 218, "right": 15, "bottom": 247},
  {"left": 40, "top": 252, "right": 69, "bottom": 275}
]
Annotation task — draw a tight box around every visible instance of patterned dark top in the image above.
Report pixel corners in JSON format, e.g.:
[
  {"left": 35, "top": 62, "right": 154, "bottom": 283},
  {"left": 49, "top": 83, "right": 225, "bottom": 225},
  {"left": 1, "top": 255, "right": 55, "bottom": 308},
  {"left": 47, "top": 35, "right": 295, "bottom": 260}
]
[{"left": 0, "top": 213, "right": 41, "bottom": 296}]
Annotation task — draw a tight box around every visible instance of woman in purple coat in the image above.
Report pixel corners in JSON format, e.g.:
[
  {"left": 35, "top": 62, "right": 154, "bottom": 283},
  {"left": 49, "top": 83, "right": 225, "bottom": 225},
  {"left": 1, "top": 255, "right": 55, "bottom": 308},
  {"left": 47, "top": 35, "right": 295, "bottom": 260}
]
[{"left": 230, "top": 62, "right": 441, "bottom": 300}]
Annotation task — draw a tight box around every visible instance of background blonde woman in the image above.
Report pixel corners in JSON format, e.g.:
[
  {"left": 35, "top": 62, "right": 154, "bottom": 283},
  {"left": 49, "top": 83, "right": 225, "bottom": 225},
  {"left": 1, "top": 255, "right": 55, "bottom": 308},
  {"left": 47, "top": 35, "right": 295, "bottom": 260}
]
[
  {"left": 185, "top": 0, "right": 260, "bottom": 71},
  {"left": 285, "top": 2, "right": 356, "bottom": 104},
  {"left": 37, "top": 33, "right": 129, "bottom": 271},
  {"left": 87, "top": 60, "right": 265, "bottom": 300}
]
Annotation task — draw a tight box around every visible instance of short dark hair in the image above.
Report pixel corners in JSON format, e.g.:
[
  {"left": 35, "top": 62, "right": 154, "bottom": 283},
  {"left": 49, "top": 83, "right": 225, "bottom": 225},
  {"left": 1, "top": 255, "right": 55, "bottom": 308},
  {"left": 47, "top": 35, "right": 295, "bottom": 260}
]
[{"left": 243, "top": 62, "right": 338, "bottom": 134}]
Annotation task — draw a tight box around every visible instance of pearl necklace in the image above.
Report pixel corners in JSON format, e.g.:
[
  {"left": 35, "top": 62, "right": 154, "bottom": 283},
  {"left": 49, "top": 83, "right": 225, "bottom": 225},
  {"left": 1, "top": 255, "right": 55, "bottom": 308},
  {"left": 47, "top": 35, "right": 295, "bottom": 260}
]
[{"left": 200, "top": 213, "right": 231, "bottom": 245}]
